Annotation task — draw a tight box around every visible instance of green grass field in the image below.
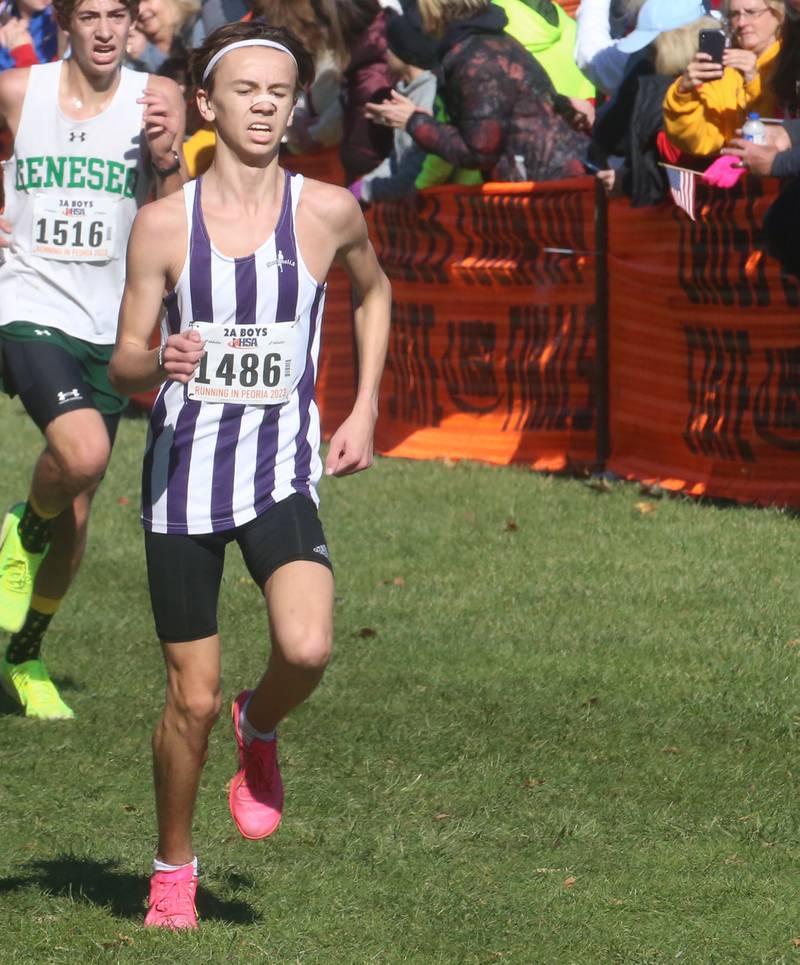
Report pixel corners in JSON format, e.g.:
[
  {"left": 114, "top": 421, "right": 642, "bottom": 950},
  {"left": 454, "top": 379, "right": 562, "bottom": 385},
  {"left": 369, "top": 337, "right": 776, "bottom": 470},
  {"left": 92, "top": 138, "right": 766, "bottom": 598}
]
[{"left": 1, "top": 392, "right": 799, "bottom": 964}]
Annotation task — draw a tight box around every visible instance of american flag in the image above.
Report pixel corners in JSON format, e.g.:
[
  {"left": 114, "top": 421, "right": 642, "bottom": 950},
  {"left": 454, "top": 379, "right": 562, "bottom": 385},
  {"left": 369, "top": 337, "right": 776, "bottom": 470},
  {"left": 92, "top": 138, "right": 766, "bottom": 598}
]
[{"left": 665, "top": 165, "right": 696, "bottom": 222}]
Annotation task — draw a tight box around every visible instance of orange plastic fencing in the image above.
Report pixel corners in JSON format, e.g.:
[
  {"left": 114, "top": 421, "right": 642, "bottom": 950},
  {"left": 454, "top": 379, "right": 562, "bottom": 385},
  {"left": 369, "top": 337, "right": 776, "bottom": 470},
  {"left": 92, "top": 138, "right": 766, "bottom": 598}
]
[
  {"left": 365, "top": 178, "right": 600, "bottom": 471},
  {"left": 281, "top": 148, "right": 359, "bottom": 435},
  {"left": 607, "top": 179, "right": 800, "bottom": 507}
]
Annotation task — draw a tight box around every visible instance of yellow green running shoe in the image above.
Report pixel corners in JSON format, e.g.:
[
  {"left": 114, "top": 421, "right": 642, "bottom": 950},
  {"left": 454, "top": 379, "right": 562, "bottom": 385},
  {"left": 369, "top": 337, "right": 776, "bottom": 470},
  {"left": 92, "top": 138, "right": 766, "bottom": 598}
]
[
  {"left": 1, "top": 658, "right": 75, "bottom": 720},
  {"left": 0, "top": 504, "right": 47, "bottom": 633}
]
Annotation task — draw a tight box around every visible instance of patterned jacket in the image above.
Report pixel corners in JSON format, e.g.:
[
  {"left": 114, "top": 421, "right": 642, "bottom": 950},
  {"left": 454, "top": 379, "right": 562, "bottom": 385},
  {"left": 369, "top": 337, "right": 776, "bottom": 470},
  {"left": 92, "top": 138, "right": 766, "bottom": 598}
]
[{"left": 406, "top": 6, "right": 588, "bottom": 182}]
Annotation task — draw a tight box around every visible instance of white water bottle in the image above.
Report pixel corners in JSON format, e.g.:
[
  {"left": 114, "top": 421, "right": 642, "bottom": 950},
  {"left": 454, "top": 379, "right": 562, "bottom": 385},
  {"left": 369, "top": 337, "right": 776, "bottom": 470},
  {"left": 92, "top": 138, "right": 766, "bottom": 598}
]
[{"left": 742, "top": 112, "right": 767, "bottom": 145}]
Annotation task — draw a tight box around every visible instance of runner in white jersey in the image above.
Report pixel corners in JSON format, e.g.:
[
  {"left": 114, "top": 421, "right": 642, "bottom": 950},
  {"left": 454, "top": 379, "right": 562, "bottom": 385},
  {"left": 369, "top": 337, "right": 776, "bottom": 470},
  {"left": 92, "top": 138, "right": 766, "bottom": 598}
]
[
  {"left": 109, "top": 21, "right": 391, "bottom": 931},
  {"left": 0, "top": 0, "right": 185, "bottom": 721}
]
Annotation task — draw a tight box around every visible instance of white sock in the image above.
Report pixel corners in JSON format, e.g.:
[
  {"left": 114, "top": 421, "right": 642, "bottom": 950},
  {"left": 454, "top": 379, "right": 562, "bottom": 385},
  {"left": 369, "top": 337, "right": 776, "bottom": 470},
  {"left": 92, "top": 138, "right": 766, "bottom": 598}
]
[
  {"left": 153, "top": 855, "right": 199, "bottom": 876},
  {"left": 240, "top": 699, "right": 276, "bottom": 745}
]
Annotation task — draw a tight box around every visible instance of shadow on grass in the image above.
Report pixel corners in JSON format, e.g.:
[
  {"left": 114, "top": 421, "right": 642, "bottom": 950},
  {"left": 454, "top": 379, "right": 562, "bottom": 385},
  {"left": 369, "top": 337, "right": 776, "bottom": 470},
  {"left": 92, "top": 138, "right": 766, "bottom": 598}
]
[{"left": 0, "top": 855, "right": 260, "bottom": 924}]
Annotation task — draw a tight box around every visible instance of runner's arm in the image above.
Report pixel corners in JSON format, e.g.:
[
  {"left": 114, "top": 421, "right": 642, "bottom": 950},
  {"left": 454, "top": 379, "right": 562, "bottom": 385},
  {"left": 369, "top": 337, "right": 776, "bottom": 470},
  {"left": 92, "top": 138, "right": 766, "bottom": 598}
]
[
  {"left": 325, "top": 191, "right": 391, "bottom": 477},
  {"left": 0, "top": 67, "right": 29, "bottom": 247},
  {"left": 109, "top": 202, "right": 203, "bottom": 394},
  {"left": 140, "top": 75, "right": 188, "bottom": 198}
]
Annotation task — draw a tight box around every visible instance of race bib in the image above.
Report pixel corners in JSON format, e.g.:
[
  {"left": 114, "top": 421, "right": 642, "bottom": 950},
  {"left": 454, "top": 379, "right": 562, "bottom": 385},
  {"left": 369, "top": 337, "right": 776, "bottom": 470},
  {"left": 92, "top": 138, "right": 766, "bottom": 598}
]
[
  {"left": 187, "top": 320, "right": 305, "bottom": 405},
  {"left": 31, "top": 193, "right": 120, "bottom": 262}
]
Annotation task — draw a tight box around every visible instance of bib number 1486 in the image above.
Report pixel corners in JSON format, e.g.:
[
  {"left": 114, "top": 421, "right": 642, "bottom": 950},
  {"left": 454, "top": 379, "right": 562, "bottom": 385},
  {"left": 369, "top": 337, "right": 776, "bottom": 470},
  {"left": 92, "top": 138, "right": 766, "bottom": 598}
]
[{"left": 193, "top": 351, "right": 283, "bottom": 388}]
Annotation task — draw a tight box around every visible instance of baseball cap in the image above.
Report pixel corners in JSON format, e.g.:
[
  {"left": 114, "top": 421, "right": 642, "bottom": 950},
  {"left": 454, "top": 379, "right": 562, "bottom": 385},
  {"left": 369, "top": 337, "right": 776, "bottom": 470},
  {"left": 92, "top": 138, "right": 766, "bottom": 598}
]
[{"left": 616, "top": 0, "right": 711, "bottom": 53}]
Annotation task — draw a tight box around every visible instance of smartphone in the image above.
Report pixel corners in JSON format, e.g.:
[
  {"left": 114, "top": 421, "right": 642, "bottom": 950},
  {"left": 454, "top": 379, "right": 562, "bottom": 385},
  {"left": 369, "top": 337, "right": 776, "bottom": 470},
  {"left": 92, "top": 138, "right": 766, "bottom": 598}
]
[{"left": 698, "top": 28, "right": 726, "bottom": 65}]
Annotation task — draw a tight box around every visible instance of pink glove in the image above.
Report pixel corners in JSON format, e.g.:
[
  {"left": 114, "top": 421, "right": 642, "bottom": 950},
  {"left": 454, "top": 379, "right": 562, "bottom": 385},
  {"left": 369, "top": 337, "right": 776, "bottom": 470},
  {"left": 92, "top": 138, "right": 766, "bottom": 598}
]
[{"left": 702, "top": 156, "right": 745, "bottom": 189}]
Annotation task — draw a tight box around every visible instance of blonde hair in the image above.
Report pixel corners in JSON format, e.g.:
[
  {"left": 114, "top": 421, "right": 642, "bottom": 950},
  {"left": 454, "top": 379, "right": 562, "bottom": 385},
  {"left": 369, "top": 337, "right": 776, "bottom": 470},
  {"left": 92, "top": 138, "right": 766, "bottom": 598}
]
[
  {"left": 724, "top": 0, "right": 785, "bottom": 27},
  {"left": 171, "top": 0, "right": 200, "bottom": 31},
  {"left": 417, "top": 0, "right": 490, "bottom": 37},
  {"left": 654, "top": 15, "right": 721, "bottom": 75}
]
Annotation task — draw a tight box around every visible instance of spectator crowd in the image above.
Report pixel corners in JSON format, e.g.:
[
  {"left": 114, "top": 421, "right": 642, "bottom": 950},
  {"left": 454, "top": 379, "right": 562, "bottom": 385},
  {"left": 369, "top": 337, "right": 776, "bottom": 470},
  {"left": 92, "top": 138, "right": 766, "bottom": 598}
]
[{"left": 2, "top": 0, "right": 800, "bottom": 211}]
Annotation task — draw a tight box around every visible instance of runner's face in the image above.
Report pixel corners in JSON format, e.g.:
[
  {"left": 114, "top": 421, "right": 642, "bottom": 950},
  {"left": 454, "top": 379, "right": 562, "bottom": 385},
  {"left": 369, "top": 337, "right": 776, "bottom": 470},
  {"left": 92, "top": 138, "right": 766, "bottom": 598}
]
[
  {"left": 69, "top": 0, "right": 131, "bottom": 74},
  {"left": 200, "top": 48, "right": 297, "bottom": 155}
]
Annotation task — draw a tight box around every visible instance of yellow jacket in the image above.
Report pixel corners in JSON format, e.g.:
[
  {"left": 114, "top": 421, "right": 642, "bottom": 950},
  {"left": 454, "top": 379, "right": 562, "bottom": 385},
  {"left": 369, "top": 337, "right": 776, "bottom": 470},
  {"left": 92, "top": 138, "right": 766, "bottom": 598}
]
[
  {"left": 663, "top": 40, "right": 780, "bottom": 156},
  {"left": 182, "top": 126, "right": 216, "bottom": 179}
]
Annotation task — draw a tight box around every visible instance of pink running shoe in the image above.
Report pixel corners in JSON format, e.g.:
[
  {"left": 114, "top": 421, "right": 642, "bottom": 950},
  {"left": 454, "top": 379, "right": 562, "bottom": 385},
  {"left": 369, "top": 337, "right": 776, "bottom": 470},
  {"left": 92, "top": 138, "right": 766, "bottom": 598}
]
[
  {"left": 143, "top": 864, "right": 198, "bottom": 930},
  {"left": 229, "top": 690, "right": 284, "bottom": 840}
]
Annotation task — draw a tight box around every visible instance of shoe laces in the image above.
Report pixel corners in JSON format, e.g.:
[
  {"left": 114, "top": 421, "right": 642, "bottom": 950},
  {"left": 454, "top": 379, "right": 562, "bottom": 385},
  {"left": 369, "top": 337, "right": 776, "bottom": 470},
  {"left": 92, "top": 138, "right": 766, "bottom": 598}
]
[
  {"left": 15, "top": 664, "right": 63, "bottom": 710},
  {"left": 152, "top": 876, "right": 196, "bottom": 918},
  {"left": 243, "top": 740, "right": 275, "bottom": 794},
  {"left": 1, "top": 557, "right": 29, "bottom": 593}
]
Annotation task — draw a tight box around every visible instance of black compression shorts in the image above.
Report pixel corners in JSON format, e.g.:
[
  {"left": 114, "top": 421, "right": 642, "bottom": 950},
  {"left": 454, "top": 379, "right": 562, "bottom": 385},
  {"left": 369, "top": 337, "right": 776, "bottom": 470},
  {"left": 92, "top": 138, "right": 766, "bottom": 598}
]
[
  {"left": 1, "top": 329, "right": 122, "bottom": 441},
  {"left": 144, "top": 494, "right": 333, "bottom": 643}
]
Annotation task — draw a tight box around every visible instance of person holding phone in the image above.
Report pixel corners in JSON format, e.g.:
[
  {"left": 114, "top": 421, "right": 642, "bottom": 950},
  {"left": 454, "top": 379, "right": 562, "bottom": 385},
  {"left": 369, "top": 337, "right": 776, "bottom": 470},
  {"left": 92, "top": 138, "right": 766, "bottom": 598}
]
[{"left": 663, "top": 0, "right": 784, "bottom": 155}]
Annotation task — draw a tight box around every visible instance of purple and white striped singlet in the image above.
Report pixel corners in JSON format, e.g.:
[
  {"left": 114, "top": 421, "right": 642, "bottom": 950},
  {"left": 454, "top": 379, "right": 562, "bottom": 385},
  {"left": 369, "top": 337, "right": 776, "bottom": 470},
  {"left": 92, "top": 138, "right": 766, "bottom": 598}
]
[{"left": 141, "top": 171, "right": 326, "bottom": 535}]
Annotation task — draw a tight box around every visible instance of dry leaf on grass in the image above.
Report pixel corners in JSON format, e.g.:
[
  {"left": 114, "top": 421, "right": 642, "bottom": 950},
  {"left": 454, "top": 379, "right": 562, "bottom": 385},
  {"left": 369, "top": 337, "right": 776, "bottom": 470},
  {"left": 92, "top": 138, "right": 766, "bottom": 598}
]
[
  {"left": 634, "top": 501, "right": 657, "bottom": 515},
  {"left": 638, "top": 482, "right": 665, "bottom": 498},
  {"left": 792, "top": 938, "right": 800, "bottom": 948},
  {"left": 610, "top": 898, "right": 624, "bottom": 906},
  {"left": 505, "top": 518, "right": 518, "bottom": 532},
  {"left": 101, "top": 936, "right": 133, "bottom": 951},
  {"left": 787, "top": 639, "right": 800, "bottom": 649},
  {"left": 563, "top": 876, "right": 577, "bottom": 889},
  {"left": 434, "top": 812, "right": 451, "bottom": 821},
  {"left": 522, "top": 778, "right": 545, "bottom": 789},
  {"left": 117, "top": 496, "right": 130, "bottom": 506},
  {"left": 661, "top": 745, "right": 680, "bottom": 754},
  {"left": 357, "top": 627, "right": 377, "bottom": 639}
]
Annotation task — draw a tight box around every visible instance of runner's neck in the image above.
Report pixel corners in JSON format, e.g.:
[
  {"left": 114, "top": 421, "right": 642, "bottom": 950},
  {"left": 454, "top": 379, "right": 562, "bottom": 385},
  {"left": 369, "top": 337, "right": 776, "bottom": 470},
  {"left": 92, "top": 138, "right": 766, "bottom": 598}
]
[{"left": 59, "top": 57, "right": 122, "bottom": 121}]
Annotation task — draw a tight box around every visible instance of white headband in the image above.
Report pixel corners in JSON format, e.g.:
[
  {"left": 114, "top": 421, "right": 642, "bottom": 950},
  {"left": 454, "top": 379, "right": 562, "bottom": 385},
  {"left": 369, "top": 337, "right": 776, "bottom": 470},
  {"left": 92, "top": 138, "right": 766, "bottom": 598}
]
[{"left": 202, "top": 39, "right": 299, "bottom": 85}]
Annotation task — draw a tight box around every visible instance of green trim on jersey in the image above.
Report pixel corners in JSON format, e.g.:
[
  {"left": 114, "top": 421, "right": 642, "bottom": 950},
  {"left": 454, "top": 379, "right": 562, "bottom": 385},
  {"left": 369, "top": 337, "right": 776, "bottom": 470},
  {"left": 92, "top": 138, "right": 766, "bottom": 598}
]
[{"left": 0, "top": 322, "right": 127, "bottom": 416}]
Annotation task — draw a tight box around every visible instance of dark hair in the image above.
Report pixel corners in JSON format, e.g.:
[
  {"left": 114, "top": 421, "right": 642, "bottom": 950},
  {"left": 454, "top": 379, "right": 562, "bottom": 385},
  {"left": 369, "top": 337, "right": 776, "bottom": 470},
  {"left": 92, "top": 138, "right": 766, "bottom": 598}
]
[
  {"left": 53, "top": 0, "right": 139, "bottom": 30},
  {"left": 191, "top": 21, "right": 316, "bottom": 93},
  {"left": 248, "top": 0, "right": 327, "bottom": 60},
  {"left": 157, "top": 53, "right": 191, "bottom": 88},
  {"left": 772, "top": 16, "right": 800, "bottom": 116},
  {"left": 308, "top": 0, "right": 381, "bottom": 60}
]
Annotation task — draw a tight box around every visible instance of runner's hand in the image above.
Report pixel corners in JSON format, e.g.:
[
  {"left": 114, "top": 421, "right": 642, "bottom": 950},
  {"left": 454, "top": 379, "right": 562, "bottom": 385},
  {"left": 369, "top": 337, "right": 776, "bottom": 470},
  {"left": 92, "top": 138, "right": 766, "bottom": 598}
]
[
  {"left": 138, "top": 86, "right": 182, "bottom": 165},
  {"left": 0, "top": 216, "right": 11, "bottom": 249},
  {"left": 160, "top": 330, "right": 205, "bottom": 383},
  {"left": 0, "top": 18, "right": 33, "bottom": 51},
  {"left": 325, "top": 407, "right": 376, "bottom": 476}
]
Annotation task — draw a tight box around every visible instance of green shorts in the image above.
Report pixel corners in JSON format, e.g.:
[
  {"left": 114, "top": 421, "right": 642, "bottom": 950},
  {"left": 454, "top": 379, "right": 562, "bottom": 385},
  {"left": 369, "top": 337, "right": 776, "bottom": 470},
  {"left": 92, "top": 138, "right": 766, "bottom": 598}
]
[{"left": 0, "top": 322, "right": 126, "bottom": 429}]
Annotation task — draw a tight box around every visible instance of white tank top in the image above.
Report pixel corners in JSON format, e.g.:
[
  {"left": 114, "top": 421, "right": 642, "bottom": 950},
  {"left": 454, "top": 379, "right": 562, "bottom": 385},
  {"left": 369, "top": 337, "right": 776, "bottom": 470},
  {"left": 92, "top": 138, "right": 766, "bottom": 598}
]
[
  {"left": 0, "top": 61, "right": 150, "bottom": 343},
  {"left": 141, "top": 172, "right": 327, "bottom": 535}
]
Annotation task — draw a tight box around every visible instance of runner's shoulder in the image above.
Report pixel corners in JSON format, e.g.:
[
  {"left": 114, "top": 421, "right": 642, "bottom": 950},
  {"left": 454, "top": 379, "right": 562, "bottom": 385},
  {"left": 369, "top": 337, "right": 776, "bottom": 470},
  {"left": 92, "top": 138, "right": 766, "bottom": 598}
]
[
  {"left": 130, "top": 191, "right": 186, "bottom": 252},
  {"left": 0, "top": 66, "right": 31, "bottom": 118},
  {"left": 297, "top": 177, "right": 364, "bottom": 238}
]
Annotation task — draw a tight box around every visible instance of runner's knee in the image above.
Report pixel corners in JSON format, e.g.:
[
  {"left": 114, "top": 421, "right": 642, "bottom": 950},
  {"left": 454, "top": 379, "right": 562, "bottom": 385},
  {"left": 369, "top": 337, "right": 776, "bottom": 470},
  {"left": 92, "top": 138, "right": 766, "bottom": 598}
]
[
  {"left": 54, "top": 437, "right": 110, "bottom": 494},
  {"left": 279, "top": 625, "right": 332, "bottom": 674},
  {"left": 166, "top": 679, "right": 222, "bottom": 734}
]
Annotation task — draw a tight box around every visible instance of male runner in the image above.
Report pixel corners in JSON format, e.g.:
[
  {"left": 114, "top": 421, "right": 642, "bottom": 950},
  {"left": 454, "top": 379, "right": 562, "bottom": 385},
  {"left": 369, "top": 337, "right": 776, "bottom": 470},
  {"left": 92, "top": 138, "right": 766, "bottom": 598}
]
[
  {"left": 0, "top": 0, "right": 186, "bottom": 719},
  {"left": 109, "top": 21, "right": 391, "bottom": 930}
]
